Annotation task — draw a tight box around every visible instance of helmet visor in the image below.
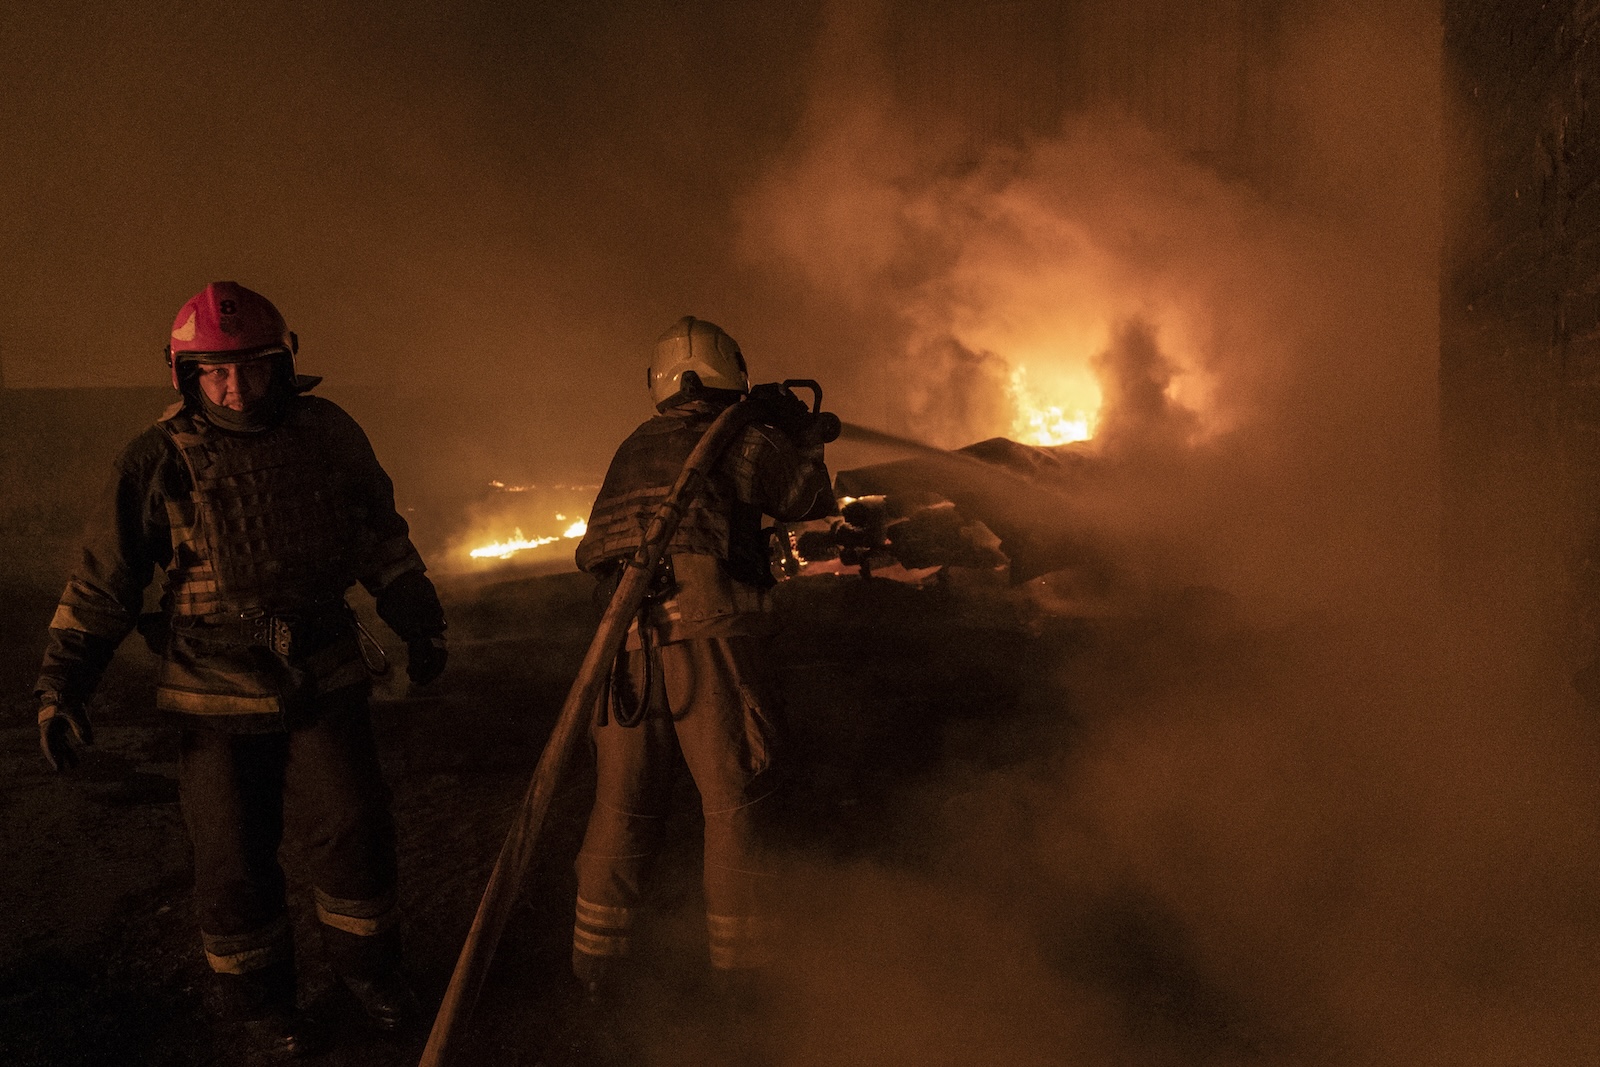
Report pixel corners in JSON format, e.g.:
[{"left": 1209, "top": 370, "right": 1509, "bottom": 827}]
[{"left": 174, "top": 343, "right": 292, "bottom": 365}]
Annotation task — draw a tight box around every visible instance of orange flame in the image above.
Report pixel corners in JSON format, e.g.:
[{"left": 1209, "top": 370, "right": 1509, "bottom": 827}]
[
  {"left": 469, "top": 514, "right": 588, "bottom": 561},
  {"left": 1007, "top": 365, "right": 1098, "bottom": 445}
]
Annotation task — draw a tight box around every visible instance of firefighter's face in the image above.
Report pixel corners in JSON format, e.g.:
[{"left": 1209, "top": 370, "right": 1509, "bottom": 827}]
[{"left": 196, "top": 360, "right": 275, "bottom": 411}]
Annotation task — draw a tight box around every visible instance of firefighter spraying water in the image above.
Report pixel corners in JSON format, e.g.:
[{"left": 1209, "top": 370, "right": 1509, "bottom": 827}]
[{"left": 420, "top": 317, "right": 838, "bottom": 1067}]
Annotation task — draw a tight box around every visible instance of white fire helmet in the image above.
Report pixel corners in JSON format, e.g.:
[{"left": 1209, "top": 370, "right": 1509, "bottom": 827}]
[{"left": 648, "top": 316, "right": 749, "bottom": 410}]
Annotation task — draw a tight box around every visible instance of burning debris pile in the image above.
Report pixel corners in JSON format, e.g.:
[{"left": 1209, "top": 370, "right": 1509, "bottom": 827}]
[
  {"left": 795, "top": 495, "right": 1006, "bottom": 579},
  {"left": 843, "top": 438, "right": 1090, "bottom": 576},
  {"left": 786, "top": 312, "right": 1214, "bottom": 613},
  {"left": 792, "top": 433, "right": 1113, "bottom": 597}
]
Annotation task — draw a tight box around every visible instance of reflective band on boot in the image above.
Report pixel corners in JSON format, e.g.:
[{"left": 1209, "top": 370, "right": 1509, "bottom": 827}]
[
  {"left": 707, "top": 912, "right": 777, "bottom": 971},
  {"left": 202, "top": 915, "right": 294, "bottom": 975},
  {"left": 314, "top": 887, "right": 399, "bottom": 937},
  {"left": 573, "top": 897, "right": 639, "bottom": 960}
]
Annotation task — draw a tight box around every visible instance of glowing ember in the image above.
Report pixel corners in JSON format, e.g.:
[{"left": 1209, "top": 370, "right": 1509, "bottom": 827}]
[
  {"left": 469, "top": 515, "right": 588, "bottom": 561},
  {"left": 1008, "top": 366, "right": 1096, "bottom": 446}
]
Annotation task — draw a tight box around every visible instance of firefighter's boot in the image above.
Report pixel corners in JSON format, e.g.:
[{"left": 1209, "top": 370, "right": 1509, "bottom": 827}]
[
  {"left": 210, "top": 959, "right": 327, "bottom": 1059},
  {"left": 539, "top": 964, "right": 633, "bottom": 1067},
  {"left": 707, "top": 968, "right": 776, "bottom": 1067},
  {"left": 323, "top": 926, "right": 421, "bottom": 1033}
]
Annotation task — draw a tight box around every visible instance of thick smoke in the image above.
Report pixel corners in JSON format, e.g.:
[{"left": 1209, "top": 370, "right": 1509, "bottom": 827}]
[
  {"left": 731, "top": 3, "right": 1600, "bottom": 1066},
  {"left": 739, "top": 3, "right": 1439, "bottom": 611}
]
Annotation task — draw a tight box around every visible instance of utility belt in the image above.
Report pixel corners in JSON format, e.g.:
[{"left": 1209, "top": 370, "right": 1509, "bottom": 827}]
[{"left": 169, "top": 602, "right": 355, "bottom": 658}]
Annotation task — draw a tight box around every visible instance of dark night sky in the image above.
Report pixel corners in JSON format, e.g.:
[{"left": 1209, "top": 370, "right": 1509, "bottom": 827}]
[{"left": 1, "top": 1, "right": 843, "bottom": 477}]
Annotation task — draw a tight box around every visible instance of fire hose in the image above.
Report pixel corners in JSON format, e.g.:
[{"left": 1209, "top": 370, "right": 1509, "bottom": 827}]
[{"left": 418, "top": 386, "right": 834, "bottom": 1067}]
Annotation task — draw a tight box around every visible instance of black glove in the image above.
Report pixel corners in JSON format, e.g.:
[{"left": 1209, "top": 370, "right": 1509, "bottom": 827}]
[
  {"left": 38, "top": 703, "right": 94, "bottom": 772},
  {"left": 406, "top": 637, "right": 447, "bottom": 687},
  {"left": 376, "top": 571, "right": 446, "bottom": 642}
]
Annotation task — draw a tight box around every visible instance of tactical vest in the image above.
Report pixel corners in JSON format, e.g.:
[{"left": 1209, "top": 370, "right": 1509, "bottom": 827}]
[
  {"left": 576, "top": 407, "right": 768, "bottom": 585},
  {"left": 159, "top": 401, "right": 367, "bottom": 619}
]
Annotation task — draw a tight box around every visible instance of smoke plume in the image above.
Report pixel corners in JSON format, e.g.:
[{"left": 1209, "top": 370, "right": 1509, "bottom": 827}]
[
  {"left": 727, "top": 3, "right": 1600, "bottom": 1066},
  {"left": 741, "top": 3, "right": 1448, "bottom": 616}
]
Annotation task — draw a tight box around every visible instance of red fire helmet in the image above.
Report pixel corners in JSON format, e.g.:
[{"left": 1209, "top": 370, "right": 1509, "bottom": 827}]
[{"left": 164, "top": 281, "right": 297, "bottom": 390}]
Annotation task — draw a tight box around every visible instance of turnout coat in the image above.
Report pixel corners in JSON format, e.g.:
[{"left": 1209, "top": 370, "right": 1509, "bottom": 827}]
[{"left": 35, "top": 389, "right": 443, "bottom": 733}]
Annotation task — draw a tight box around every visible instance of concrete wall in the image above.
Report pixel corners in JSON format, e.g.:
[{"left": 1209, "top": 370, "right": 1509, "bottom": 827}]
[{"left": 1442, "top": 1, "right": 1600, "bottom": 651}]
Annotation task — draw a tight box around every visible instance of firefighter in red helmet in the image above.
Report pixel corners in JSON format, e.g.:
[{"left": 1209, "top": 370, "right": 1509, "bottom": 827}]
[
  {"left": 34, "top": 281, "right": 447, "bottom": 1056},
  {"left": 563, "top": 317, "right": 834, "bottom": 1049}
]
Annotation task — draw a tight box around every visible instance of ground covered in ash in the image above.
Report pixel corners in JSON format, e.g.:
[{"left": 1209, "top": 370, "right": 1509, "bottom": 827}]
[{"left": 0, "top": 562, "right": 1377, "bottom": 1067}]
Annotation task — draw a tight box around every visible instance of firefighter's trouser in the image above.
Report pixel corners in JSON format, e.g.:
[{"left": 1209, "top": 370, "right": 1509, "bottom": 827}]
[
  {"left": 574, "top": 635, "right": 782, "bottom": 982},
  {"left": 178, "top": 689, "right": 401, "bottom": 1003}
]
